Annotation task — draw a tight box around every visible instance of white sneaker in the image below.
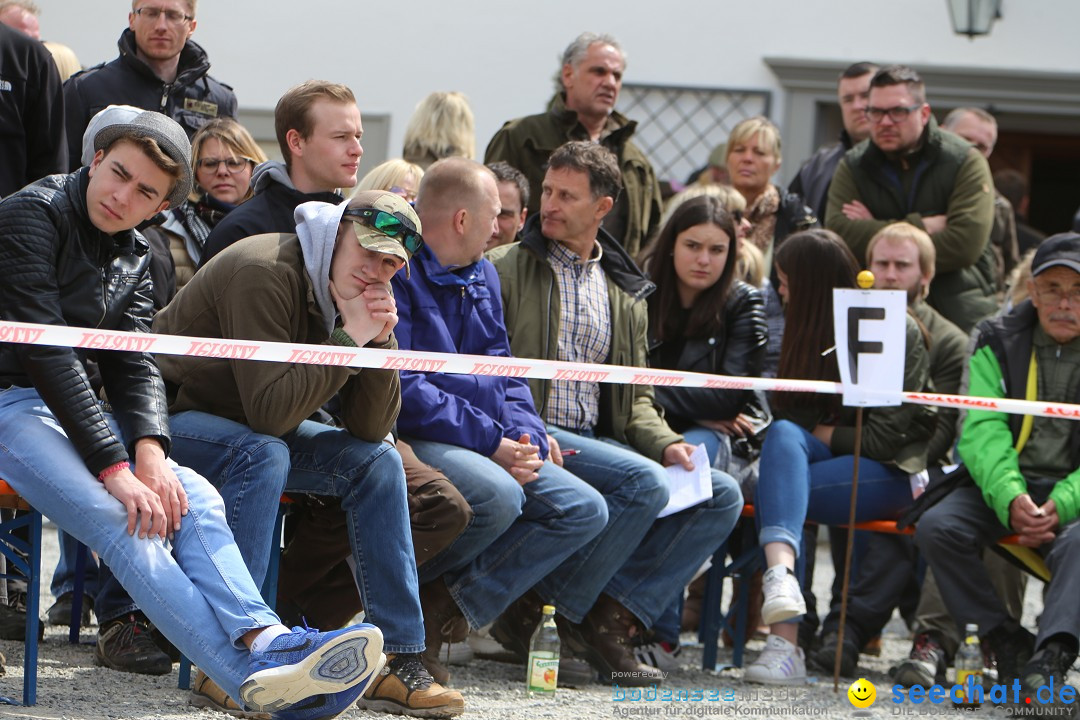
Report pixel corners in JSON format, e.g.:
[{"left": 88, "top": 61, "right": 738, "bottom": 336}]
[
  {"left": 745, "top": 634, "right": 807, "bottom": 685},
  {"left": 633, "top": 641, "right": 683, "bottom": 672},
  {"left": 760, "top": 565, "right": 806, "bottom": 625}
]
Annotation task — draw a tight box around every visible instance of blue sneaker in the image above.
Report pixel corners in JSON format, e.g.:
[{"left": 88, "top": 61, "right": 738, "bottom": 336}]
[
  {"left": 239, "top": 623, "right": 384, "bottom": 714},
  {"left": 271, "top": 653, "right": 387, "bottom": 720}
]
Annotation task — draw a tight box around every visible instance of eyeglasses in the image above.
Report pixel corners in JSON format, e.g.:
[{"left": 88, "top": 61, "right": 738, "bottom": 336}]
[
  {"left": 196, "top": 157, "right": 253, "bottom": 173},
  {"left": 133, "top": 6, "right": 193, "bottom": 25},
  {"left": 1035, "top": 286, "right": 1080, "bottom": 308},
  {"left": 343, "top": 208, "right": 425, "bottom": 255},
  {"left": 389, "top": 186, "right": 417, "bottom": 204},
  {"left": 865, "top": 104, "right": 923, "bottom": 123}
]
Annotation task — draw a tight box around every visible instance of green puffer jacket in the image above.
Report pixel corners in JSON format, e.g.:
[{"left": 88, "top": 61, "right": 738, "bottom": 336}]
[
  {"left": 826, "top": 118, "right": 997, "bottom": 333},
  {"left": 484, "top": 93, "right": 662, "bottom": 258},
  {"left": 487, "top": 216, "right": 682, "bottom": 463},
  {"left": 958, "top": 300, "right": 1080, "bottom": 528}
]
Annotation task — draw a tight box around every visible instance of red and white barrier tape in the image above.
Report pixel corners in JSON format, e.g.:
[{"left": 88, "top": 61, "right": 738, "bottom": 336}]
[{"left": 1, "top": 320, "right": 1078, "bottom": 420}]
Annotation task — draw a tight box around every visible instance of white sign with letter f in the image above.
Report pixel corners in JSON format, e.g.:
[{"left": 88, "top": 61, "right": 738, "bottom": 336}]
[{"left": 833, "top": 289, "right": 906, "bottom": 406}]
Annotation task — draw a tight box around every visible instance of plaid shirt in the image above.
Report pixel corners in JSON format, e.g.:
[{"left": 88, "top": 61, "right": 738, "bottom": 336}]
[{"left": 545, "top": 238, "right": 612, "bottom": 431}]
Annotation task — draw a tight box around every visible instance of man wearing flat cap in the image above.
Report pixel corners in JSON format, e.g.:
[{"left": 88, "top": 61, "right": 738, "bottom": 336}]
[
  {"left": 154, "top": 191, "right": 465, "bottom": 718},
  {"left": 0, "top": 112, "right": 390, "bottom": 720},
  {"left": 915, "top": 233, "right": 1080, "bottom": 708}
]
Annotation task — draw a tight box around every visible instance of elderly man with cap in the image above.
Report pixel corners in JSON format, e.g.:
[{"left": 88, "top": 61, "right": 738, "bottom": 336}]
[
  {"left": 153, "top": 191, "right": 465, "bottom": 718},
  {"left": 0, "top": 111, "right": 387, "bottom": 719},
  {"left": 915, "top": 232, "right": 1080, "bottom": 708}
]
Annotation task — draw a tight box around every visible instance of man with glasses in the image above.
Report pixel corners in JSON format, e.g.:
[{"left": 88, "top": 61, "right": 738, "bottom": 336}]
[
  {"left": 825, "top": 64, "right": 997, "bottom": 333},
  {"left": 915, "top": 233, "right": 1080, "bottom": 710},
  {"left": 62, "top": 0, "right": 236, "bottom": 170},
  {"left": 154, "top": 191, "right": 466, "bottom": 718}
]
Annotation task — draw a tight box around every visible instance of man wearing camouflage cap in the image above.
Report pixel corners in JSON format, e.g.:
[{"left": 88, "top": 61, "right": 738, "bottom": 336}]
[{"left": 154, "top": 190, "right": 465, "bottom": 718}]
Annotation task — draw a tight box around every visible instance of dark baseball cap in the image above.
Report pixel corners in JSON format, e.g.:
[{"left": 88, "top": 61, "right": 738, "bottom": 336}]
[{"left": 1031, "top": 232, "right": 1080, "bottom": 277}]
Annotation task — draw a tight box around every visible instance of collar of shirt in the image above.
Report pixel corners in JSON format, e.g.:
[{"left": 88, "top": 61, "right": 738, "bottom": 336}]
[{"left": 547, "top": 238, "right": 604, "bottom": 269}]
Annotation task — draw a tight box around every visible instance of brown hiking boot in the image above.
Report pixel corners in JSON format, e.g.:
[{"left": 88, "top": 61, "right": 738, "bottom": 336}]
[
  {"left": 490, "top": 590, "right": 544, "bottom": 661},
  {"left": 565, "top": 594, "right": 664, "bottom": 686},
  {"left": 356, "top": 653, "right": 465, "bottom": 718},
  {"left": 419, "top": 578, "right": 468, "bottom": 686},
  {"left": 190, "top": 669, "right": 270, "bottom": 719}
]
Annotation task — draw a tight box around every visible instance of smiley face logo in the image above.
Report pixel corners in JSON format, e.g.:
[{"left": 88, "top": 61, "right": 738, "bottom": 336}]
[{"left": 848, "top": 678, "right": 876, "bottom": 708}]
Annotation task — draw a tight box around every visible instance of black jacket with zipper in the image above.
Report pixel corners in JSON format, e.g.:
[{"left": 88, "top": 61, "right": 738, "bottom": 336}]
[{"left": 0, "top": 169, "right": 171, "bottom": 475}]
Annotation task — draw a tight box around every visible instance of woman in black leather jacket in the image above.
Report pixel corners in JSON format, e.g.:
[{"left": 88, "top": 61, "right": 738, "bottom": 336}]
[{"left": 641, "top": 195, "right": 768, "bottom": 466}]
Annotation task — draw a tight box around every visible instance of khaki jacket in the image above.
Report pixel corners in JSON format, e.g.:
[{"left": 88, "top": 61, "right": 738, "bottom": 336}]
[{"left": 488, "top": 217, "right": 682, "bottom": 462}]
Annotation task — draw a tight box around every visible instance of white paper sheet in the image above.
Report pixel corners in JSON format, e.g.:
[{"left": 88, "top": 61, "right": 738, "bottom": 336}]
[{"left": 658, "top": 443, "right": 713, "bottom": 518}]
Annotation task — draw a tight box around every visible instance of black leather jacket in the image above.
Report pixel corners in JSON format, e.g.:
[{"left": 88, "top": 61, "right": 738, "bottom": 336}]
[
  {"left": 0, "top": 169, "right": 171, "bottom": 475},
  {"left": 647, "top": 280, "right": 768, "bottom": 431}
]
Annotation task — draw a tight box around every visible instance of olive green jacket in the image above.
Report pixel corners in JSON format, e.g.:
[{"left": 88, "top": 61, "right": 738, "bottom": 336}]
[
  {"left": 154, "top": 233, "right": 400, "bottom": 442},
  {"left": 484, "top": 93, "right": 662, "bottom": 258},
  {"left": 487, "top": 217, "right": 682, "bottom": 462},
  {"left": 826, "top": 119, "right": 997, "bottom": 333}
]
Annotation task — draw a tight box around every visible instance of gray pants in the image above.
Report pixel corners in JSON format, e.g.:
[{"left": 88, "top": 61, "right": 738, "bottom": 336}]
[{"left": 915, "top": 484, "right": 1079, "bottom": 650}]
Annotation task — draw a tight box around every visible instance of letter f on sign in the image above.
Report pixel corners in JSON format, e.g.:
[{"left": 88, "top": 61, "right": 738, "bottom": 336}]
[{"left": 847, "top": 307, "right": 885, "bottom": 383}]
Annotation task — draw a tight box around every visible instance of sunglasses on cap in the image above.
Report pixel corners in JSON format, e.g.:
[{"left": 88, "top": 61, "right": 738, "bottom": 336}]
[{"left": 343, "top": 207, "right": 424, "bottom": 255}]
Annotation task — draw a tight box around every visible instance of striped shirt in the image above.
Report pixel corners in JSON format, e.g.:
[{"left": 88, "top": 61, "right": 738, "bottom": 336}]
[{"left": 545, "top": 238, "right": 611, "bottom": 431}]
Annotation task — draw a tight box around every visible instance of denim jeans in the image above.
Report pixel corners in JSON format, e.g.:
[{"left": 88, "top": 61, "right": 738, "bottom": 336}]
[
  {"left": 405, "top": 438, "right": 607, "bottom": 629},
  {"left": 280, "top": 420, "right": 423, "bottom": 653},
  {"left": 755, "top": 419, "right": 911, "bottom": 558},
  {"left": 169, "top": 411, "right": 291, "bottom": 588},
  {"left": 0, "top": 386, "right": 279, "bottom": 704}
]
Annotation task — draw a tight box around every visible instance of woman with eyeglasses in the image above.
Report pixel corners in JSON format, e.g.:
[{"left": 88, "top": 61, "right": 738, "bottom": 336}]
[
  {"left": 142, "top": 118, "right": 267, "bottom": 291},
  {"left": 353, "top": 159, "right": 425, "bottom": 205},
  {"left": 743, "top": 229, "right": 934, "bottom": 685}
]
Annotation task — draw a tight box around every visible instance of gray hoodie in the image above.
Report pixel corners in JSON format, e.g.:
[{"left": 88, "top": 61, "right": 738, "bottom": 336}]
[{"left": 294, "top": 199, "right": 350, "bottom": 335}]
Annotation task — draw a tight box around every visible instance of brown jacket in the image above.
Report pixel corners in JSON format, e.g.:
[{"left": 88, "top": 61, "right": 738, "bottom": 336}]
[{"left": 153, "top": 233, "right": 400, "bottom": 441}]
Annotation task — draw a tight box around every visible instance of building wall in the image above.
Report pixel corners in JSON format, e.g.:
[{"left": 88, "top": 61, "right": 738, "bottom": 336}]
[{"left": 42, "top": 0, "right": 1080, "bottom": 181}]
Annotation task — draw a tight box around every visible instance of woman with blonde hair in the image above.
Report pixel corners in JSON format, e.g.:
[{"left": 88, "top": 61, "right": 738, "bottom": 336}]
[
  {"left": 142, "top": 117, "right": 268, "bottom": 289},
  {"left": 402, "top": 91, "right": 476, "bottom": 169},
  {"left": 353, "top": 158, "right": 424, "bottom": 204}
]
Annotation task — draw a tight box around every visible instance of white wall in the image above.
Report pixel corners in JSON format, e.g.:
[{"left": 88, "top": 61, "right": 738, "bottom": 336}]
[{"left": 41, "top": 0, "right": 1080, "bottom": 174}]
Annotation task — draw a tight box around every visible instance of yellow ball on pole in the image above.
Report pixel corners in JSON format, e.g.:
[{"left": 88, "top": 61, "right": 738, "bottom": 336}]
[{"left": 856, "top": 270, "right": 875, "bottom": 289}]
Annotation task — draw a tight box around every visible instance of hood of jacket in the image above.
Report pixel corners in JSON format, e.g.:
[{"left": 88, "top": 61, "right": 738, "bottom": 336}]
[{"left": 294, "top": 199, "right": 349, "bottom": 335}]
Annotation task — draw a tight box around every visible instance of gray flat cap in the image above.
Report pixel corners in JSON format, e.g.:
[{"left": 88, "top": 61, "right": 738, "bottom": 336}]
[{"left": 93, "top": 110, "right": 192, "bottom": 208}]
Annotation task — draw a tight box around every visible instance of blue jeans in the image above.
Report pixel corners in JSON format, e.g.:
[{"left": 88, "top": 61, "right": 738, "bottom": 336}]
[
  {"left": 280, "top": 420, "right": 423, "bottom": 654},
  {"left": 405, "top": 438, "right": 607, "bottom": 628},
  {"left": 755, "top": 419, "right": 911, "bottom": 557},
  {"left": 169, "top": 411, "right": 291, "bottom": 588},
  {"left": 605, "top": 461, "right": 742, "bottom": 629},
  {"left": 0, "top": 386, "right": 278, "bottom": 703}
]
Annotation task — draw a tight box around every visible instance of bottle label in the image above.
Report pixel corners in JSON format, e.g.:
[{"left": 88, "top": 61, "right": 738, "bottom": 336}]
[
  {"left": 956, "top": 670, "right": 983, "bottom": 703},
  {"left": 527, "top": 653, "right": 559, "bottom": 693}
]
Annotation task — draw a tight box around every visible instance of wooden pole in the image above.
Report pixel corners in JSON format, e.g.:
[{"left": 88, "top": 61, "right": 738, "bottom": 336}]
[{"left": 834, "top": 406, "right": 864, "bottom": 692}]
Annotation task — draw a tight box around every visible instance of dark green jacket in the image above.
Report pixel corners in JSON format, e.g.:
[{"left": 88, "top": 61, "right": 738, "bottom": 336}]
[
  {"left": 912, "top": 299, "right": 968, "bottom": 465},
  {"left": 487, "top": 216, "right": 682, "bottom": 462},
  {"left": 484, "top": 93, "right": 662, "bottom": 258},
  {"left": 776, "top": 313, "right": 934, "bottom": 474},
  {"left": 826, "top": 118, "right": 997, "bottom": 333}
]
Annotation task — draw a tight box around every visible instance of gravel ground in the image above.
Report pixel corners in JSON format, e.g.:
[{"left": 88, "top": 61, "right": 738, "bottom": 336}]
[{"left": 0, "top": 523, "right": 1064, "bottom": 719}]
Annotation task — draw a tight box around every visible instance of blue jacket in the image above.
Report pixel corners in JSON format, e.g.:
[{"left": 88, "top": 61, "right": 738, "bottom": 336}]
[{"left": 392, "top": 246, "right": 550, "bottom": 460}]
